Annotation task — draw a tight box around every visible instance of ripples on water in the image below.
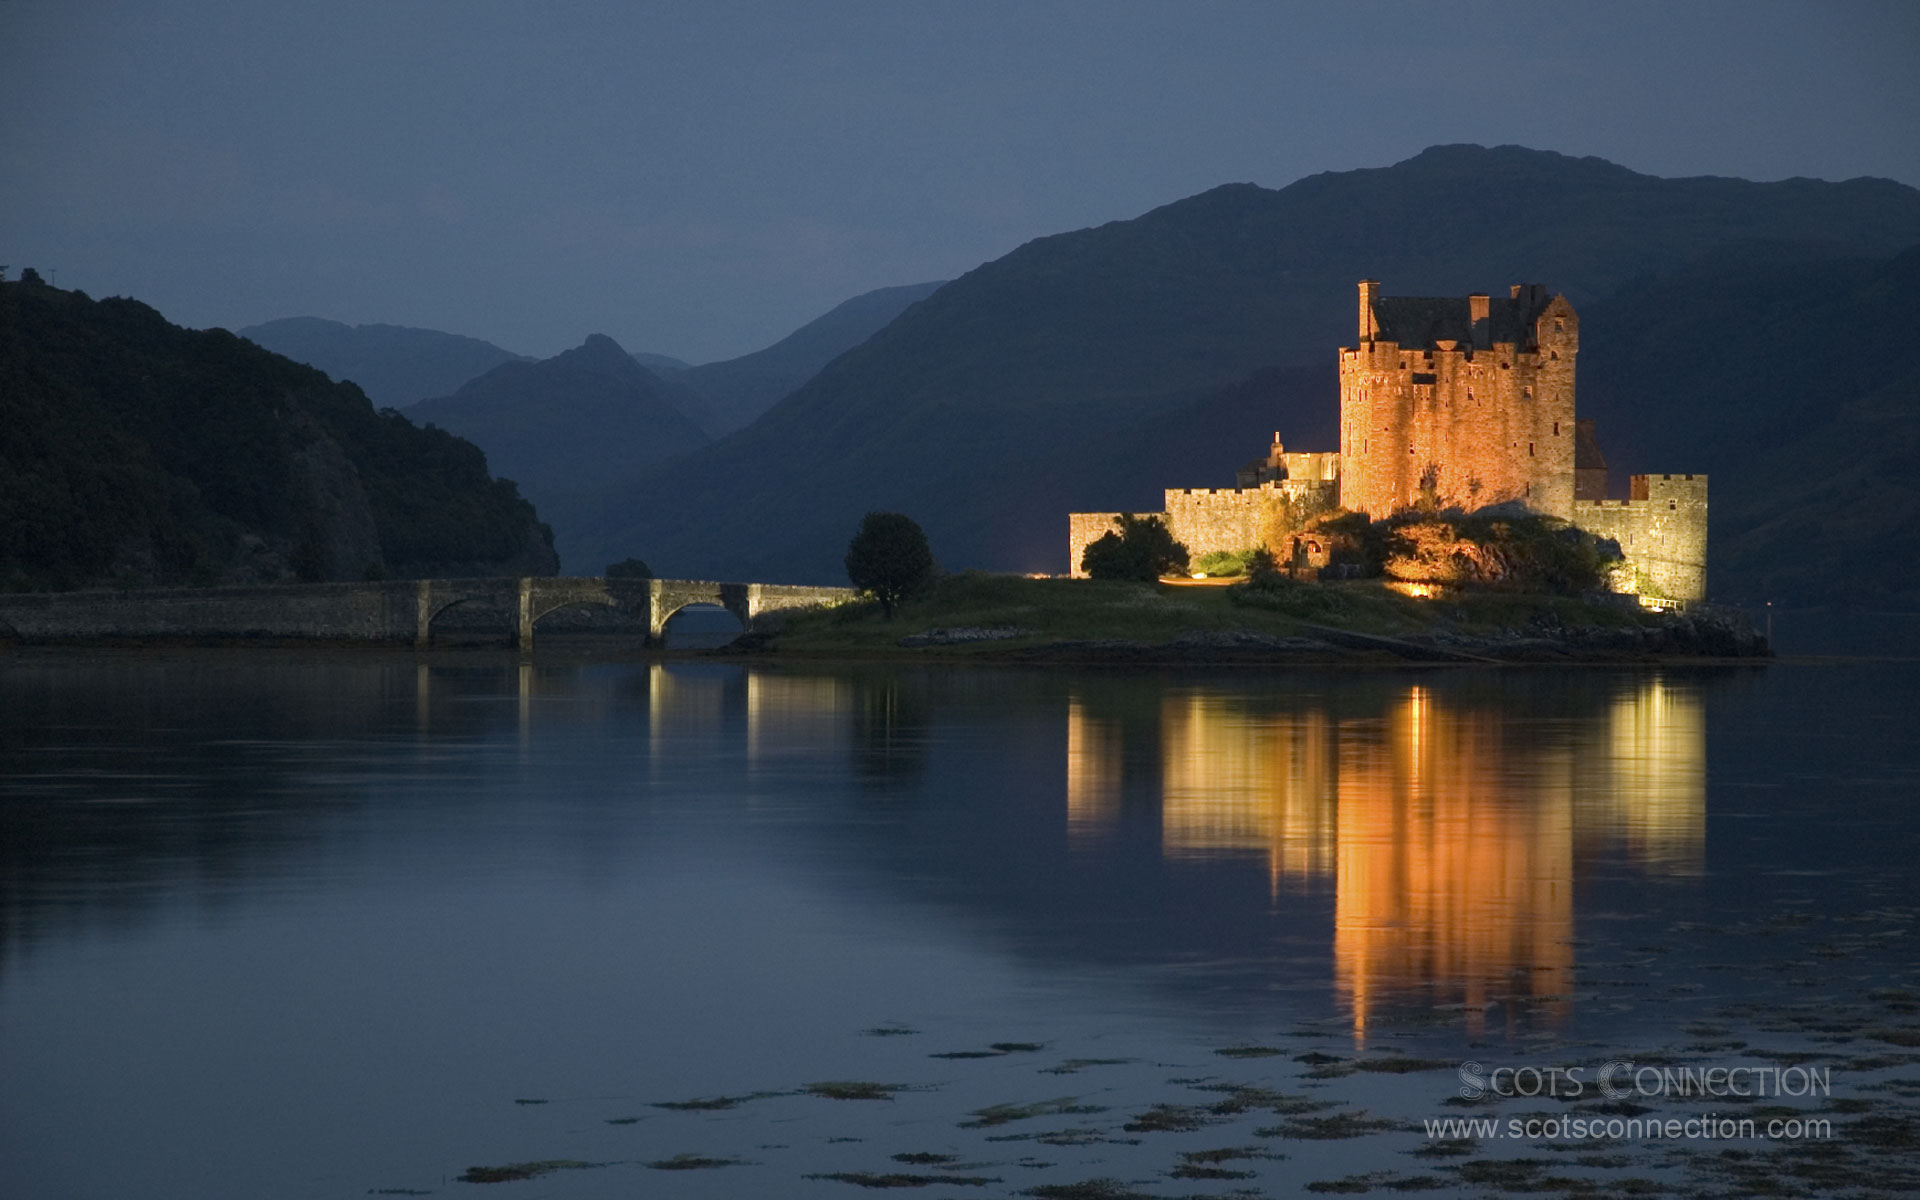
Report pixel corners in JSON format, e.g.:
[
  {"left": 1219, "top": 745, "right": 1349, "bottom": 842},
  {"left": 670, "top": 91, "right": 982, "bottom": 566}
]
[{"left": 1, "top": 651, "right": 1915, "bottom": 1197}]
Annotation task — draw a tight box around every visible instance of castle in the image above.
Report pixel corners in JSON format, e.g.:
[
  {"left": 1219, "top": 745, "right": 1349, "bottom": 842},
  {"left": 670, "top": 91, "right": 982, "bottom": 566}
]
[{"left": 1068, "top": 281, "right": 1708, "bottom": 603}]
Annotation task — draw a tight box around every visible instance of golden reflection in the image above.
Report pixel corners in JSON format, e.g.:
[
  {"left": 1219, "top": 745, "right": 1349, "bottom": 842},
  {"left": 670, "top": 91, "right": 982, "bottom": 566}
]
[
  {"left": 1159, "top": 692, "right": 1335, "bottom": 888},
  {"left": 1066, "top": 697, "right": 1124, "bottom": 835},
  {"left": 1066, "top": 676, "right": 1706, "bottom": 1041},
  {"left": 1333, "top": 690, "right": 1574, "bottom": 1041},
  {"left": 646, "top": 664, "right": 729, "bottom": 761},
  {"left": 747, "top": 672, "right": 852, "bottom": 765},
  {"left": 1576, "top": 678, "right": 1706, "bottom": 874}
]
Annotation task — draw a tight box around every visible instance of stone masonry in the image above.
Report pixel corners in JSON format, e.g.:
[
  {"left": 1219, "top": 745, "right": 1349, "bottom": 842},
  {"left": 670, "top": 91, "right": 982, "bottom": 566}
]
[
  {"left": 1067, "top": 280, "right": 1708, "bottom": 603},
  {"left": 0, "top": 577, "right": 856, "bottom": 649}
]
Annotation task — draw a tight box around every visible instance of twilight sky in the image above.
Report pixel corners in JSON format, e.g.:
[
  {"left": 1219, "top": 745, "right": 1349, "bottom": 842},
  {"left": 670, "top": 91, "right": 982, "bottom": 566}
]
[{"left": 4, "top": 0, "right": 1916, "bottom": 363}]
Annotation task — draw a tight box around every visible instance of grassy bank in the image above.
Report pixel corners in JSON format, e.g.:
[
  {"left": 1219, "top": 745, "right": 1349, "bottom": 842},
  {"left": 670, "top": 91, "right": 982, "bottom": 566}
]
[{"left": 747, "top": 572, "right": 1762, "bottom": 663}]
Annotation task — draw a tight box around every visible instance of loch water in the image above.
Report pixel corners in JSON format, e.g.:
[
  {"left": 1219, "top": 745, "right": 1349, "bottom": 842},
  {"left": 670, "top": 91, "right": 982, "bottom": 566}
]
[{"left": 2, "top": 647, "right": 1916, "bottom": 1197}]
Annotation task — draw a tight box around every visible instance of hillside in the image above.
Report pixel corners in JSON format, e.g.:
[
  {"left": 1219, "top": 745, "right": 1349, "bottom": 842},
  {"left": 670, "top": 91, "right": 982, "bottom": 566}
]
[
  {"left": 0, "top": 280, "right": 556, "bottom": 591},
  {"left": 238, "top": 316, "right": 527, "bottom": 409},
  {"left": 570, "top": 144, "right": 1920, "bottom": 583},
  {"left": 1579, "top": 244, "right": 1920, "bottom": 607},
  {"left": 407, "top": 334, "right": 710, "bottom": 557},
  {"left": 661, "top": 280, "right": 947, "bottom": 436}
]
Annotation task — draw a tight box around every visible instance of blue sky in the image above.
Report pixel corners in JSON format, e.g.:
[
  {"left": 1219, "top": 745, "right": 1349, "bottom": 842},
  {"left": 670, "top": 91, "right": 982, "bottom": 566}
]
[{"left": 4, "top": 0, "right": 1916, "bottom": 362}]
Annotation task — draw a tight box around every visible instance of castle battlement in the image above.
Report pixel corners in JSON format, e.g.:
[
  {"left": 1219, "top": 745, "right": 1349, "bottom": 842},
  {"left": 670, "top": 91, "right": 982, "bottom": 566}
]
[{"left": 1066, "top": 281, "right": 1707, "bottom": 603}]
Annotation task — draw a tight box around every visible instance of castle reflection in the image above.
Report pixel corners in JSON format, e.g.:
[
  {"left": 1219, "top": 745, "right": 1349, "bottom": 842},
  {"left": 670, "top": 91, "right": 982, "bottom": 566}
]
[{"left": 1066, "top": 677, "right": 1704, "bottom": 1039}]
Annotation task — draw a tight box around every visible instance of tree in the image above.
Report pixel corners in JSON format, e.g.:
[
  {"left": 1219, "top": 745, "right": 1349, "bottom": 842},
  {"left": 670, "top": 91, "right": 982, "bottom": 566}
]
[
  {"left": 19, "top": 267, "right": 44, "bottom": 286},
  {"left": 1080, "top": 514, "right": 1189, "bottom": 582},
  {"left": 844, "top": 511, "right": 933, "bottom": 617},
  {"left": 605, "top": 557, "right": 652, "bottom": 579}
]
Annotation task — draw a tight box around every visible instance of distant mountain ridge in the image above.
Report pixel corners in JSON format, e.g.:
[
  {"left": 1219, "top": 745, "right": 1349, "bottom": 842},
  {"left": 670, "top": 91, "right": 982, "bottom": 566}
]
[
  {"left": 407, "top": 333, "right": 710, "bottom": 564},
  {"left": 569, "top": 144, "right": 1920, "bottom": 585},
  {"left": 660, "top": 280, "right": 946, "bottom": 436},
  {"left": 238, "top": 316, "right": 527, "bottom": 409}
]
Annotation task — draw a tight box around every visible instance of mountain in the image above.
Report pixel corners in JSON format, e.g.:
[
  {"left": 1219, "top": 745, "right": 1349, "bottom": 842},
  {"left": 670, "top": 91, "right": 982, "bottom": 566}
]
[
  {"left": 569, "top": 144, "right": 1920, "bottom": 583},
  {"left": 632, "top": 351, "right": 692, "bottom": 374},
  {"left": 662, "top": 280, "right": 946, "bottom": 436},
  {"left": 407, "top": 334, "right": 710, "bottom": 562},
  {"left": 1578, "top": 243, "right": 1920, "bottom": 607},
  {"left": 0, "top": 281, "right": 556, "bottom": 590},
  {"left": 238, "top": 316, "right": 527, "bottom": 409}
]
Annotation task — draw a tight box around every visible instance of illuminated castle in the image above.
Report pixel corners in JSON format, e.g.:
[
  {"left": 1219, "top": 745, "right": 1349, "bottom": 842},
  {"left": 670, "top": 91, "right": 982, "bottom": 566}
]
[{"left": 1067, "top": 281, "right": 1708, "bottom": 603}]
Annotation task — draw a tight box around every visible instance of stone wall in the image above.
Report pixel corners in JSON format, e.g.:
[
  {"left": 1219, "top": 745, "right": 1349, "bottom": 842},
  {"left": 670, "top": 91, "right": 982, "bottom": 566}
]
[
  {"left": 1338, "top": 291, "right": 1578, "bottom": 521},
  {"left": 1165, "top": 480, "right": 1337, "bottom": 560},
  {"left": 0, "top": 579, "right": 426, "bottom": 643},
  {"left": 0, "top": 577, "right": 858, "bottom": 647},
  {"left": 1066, "top": 512, "right": 1154, "bottom": 578},
  {"left": 1068, "top": 481, "right": 1337, "bottom": 578},
  {"left": 1279, "top": 451, "right": 1340, "bottom": 483},
  {"left": 1573, "top": 474, "right": 1709, "bottom": 602}
]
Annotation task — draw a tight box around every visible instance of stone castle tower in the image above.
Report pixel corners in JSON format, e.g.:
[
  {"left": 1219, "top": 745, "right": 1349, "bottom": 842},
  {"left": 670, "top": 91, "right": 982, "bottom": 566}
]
[
  {"left": 1341, "top": 281, "right": 1579, "bottom": 519},
  {"left": 1066, "top": 280, "right": 1708, "bottom": 603}
]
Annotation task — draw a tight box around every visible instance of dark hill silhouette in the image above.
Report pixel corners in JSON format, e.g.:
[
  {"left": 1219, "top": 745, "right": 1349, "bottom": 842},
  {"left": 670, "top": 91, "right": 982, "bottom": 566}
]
[
  {"left": 238, "top": 316, "right": 527, "bottom": 409},
  {"left": 1579, "top": 243, "right": 1920, "bottom": 607},
  {"left": 0, "top": 282, "right": 556, "bottom": 590},
  {"left": 408, "top": 334, "right": 710, "bottom": 562},
  {"left": 661, "top": 280, "right": 947, "bottom": 436},
  {"left": 569, "top": 144, "right": 1920, "bottom": 583}
]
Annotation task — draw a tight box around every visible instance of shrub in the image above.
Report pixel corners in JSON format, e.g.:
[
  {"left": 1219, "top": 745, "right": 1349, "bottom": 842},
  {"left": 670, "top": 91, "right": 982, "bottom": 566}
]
[
  {"left": 1193, "top": 548, "right": 1257, "bottom": 578},
  {"left": 1244, "top": 547, "right": 1284, "bottom": 589},
  {"left": 1379, "top": 510, "right": 1620, "bottom": 594},
  {"left": 1081, "top": 514, "right": 1189, "bottom": 582},
  {"left": 1230, "top": 572, "right": 1340, "bottom": 617}
]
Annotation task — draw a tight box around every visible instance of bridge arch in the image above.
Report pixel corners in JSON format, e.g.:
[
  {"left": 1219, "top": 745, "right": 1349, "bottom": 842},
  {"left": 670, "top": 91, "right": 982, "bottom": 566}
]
[
  {"left": 420, "top": 594, "right": 509, "bottom": 646},
  {"left": 643, "top": 580, "right": 750, "bottom": 643},
  {"left": 658, "top": 601, "right": 746, "bottom": 648}
]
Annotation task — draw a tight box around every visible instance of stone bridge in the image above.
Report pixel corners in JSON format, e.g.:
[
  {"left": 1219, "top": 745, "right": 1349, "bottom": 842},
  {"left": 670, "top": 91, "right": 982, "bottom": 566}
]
[{"left": 0, "top": 577, "right": 858, "bottom": 649}]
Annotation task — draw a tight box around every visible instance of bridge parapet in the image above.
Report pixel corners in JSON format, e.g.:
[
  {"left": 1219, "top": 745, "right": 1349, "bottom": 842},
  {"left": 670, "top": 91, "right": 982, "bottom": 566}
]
[{"left": 0, "top": 576, "right": 858, "bottom": 648}]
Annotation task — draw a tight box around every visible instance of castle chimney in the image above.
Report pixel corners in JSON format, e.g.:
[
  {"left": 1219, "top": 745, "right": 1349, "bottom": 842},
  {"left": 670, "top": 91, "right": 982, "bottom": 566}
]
[
  {"left": 1468, "top": 293, "right": 1491, "bottom": 349},
  {"left": 1358, "top": 279, "right": 1380, "bottom": 343}
]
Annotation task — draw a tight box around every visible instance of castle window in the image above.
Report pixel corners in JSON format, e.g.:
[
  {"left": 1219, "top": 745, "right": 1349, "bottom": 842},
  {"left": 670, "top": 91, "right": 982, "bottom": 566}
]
[
  {"left": 1669, "top": 501, "right": 1676, "bottom": 511},
  {"left": 1555, "top": 319, "right": 1564, "bottom": 332},
  {"left": 1529, "top": 442, "right": 1535, "bottom": 457},
  {"left": 1553, "top": 421, "right": 1559, "bottom": 435}
]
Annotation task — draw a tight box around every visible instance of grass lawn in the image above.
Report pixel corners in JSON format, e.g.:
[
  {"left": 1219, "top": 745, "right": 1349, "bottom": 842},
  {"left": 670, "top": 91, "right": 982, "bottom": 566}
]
[{"left": 760, "top": 571, "right": 1669, "bottom": 659}]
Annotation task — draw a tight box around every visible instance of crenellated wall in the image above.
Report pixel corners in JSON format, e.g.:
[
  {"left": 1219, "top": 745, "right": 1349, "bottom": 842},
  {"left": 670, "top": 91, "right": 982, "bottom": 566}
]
[
  {"left": 1068, "top": 481, "right": 1337, "bottom": 577},
  {"left": 1062, "top": 281, "right": 1708, "bottom": 601},
  {"left": 1165, "top": 481, "right": 1337, "bottom": 560},
  {"left": 1338, "top": 292, "right": 1577, "bottom": 521},
  {"left": 1572, "top": 475, "right": 1709, "bottom": 602}
]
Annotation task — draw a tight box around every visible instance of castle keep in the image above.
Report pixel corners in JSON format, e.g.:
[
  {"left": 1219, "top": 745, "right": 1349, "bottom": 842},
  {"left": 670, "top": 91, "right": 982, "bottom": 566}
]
[{"left": 1067, "top": 281, "right": 1709, "bottom": 603}]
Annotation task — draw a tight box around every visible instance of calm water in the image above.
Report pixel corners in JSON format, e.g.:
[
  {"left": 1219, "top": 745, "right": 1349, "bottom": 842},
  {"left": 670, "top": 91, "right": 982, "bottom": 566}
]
[{"left": 2, "top": 650, "right": 1916, "bottom": 1197}]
